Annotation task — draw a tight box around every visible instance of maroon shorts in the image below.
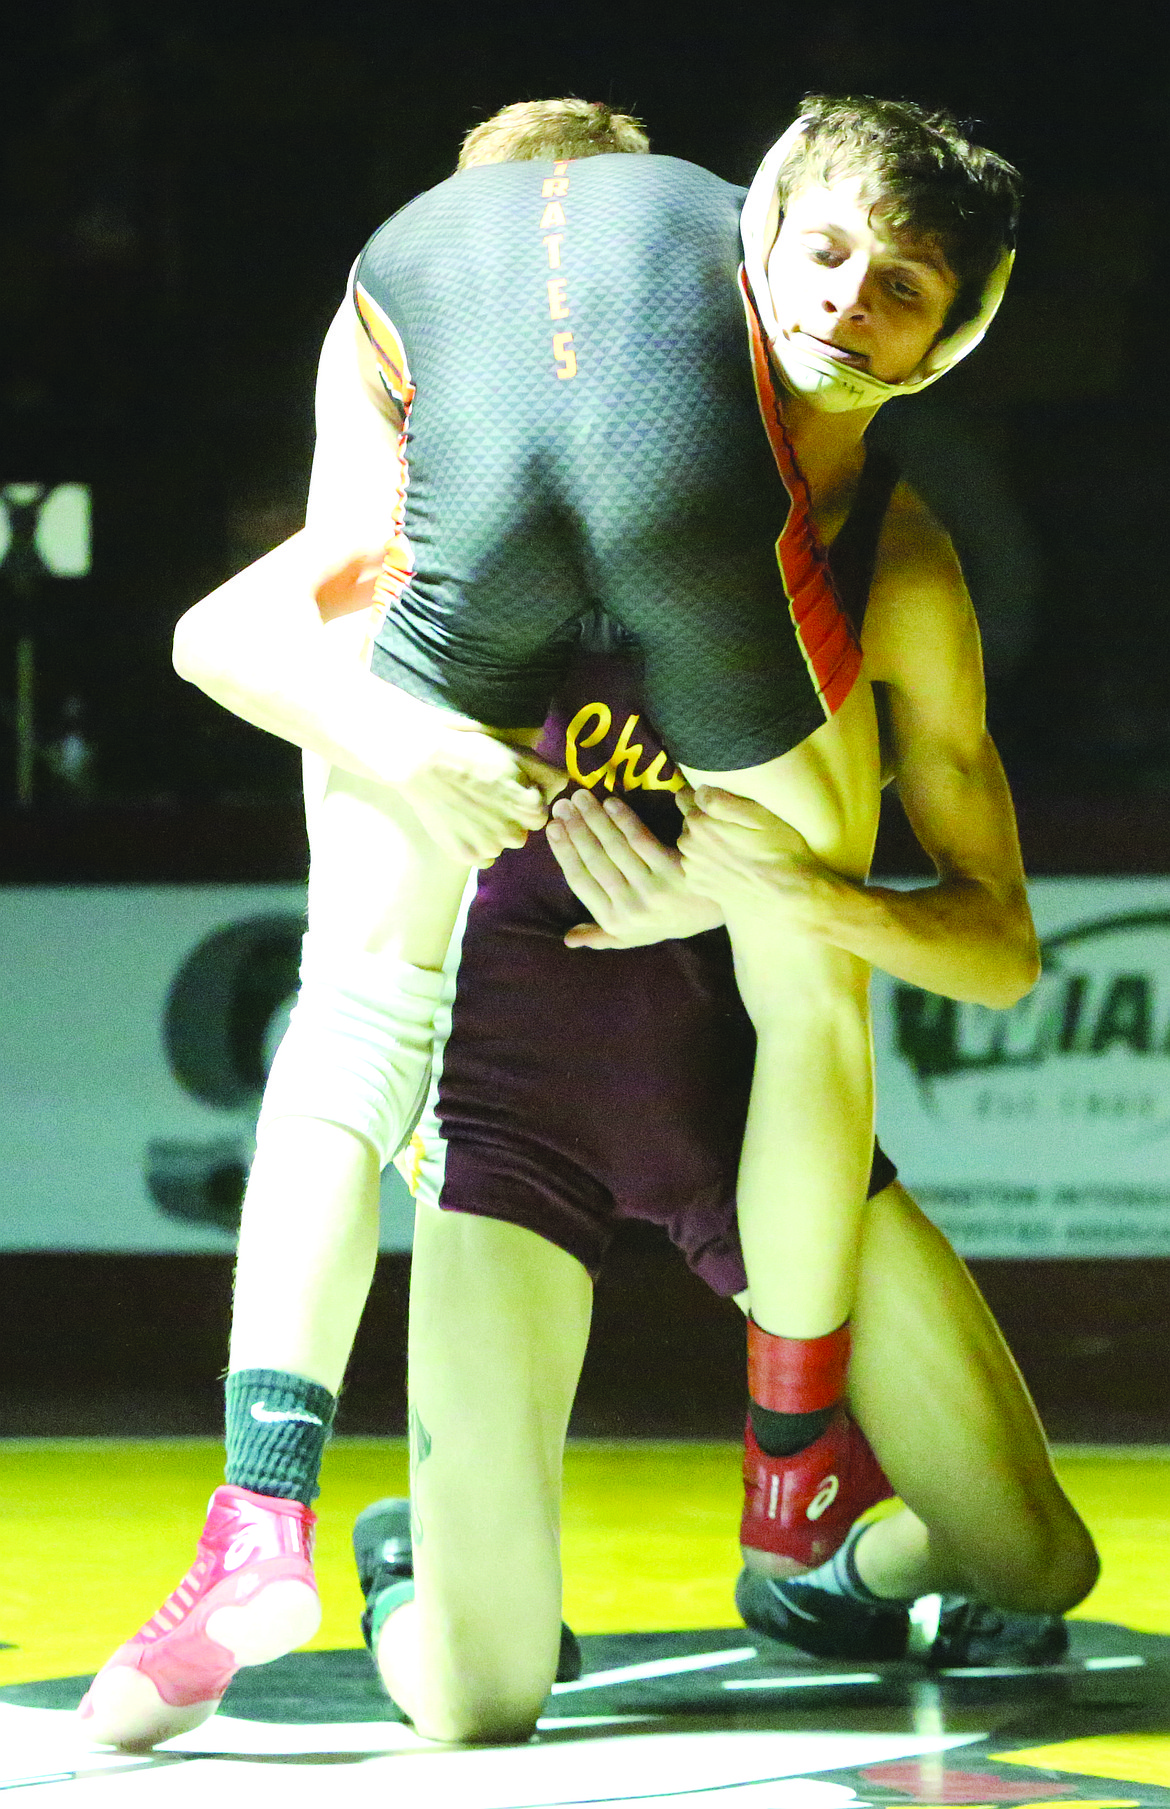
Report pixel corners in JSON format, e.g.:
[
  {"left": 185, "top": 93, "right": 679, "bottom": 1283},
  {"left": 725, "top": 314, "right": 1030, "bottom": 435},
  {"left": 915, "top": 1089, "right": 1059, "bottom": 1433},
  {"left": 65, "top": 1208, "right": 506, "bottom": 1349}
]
[{"left": 398, "top": 650, "right": 896, "bottom": 1298}]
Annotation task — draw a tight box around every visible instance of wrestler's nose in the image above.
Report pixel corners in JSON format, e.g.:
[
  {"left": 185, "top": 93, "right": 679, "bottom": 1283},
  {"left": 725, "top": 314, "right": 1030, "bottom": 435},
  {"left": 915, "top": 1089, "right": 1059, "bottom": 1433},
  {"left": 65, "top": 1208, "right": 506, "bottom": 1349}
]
[{"left": 821, "top": 255, "right": 872, "bottom": 319}]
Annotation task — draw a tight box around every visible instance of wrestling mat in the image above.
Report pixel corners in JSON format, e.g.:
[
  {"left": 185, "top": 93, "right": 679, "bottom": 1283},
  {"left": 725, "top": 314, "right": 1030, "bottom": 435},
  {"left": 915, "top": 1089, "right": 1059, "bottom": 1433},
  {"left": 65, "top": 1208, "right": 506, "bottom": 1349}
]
[
  {"left": 1, "top": 1441, "right": 1167, "bottom": 1803},
  {"left": 3, "top": 1619, "right": 1169, "bottom": 1805}
]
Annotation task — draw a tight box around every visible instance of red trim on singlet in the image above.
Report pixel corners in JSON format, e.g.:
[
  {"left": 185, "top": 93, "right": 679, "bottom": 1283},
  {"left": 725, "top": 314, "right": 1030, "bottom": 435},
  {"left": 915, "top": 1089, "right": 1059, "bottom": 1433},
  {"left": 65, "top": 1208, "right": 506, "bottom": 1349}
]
[
  {"left": 352, "top": 282, "right": 417, "bottom": 653},
  {"left": 737, "top": 267, "right": 862, "bottom": 719},
  {"left": 354, "top": 281, "right": 415, "bottom": 412}
]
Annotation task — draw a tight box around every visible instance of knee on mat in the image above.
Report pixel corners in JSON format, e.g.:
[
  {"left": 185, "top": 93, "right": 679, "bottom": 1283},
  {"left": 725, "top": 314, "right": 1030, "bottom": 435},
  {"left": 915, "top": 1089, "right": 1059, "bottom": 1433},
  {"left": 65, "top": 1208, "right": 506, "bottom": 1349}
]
[
  {"left": 449, "top": 1707, "right": 544, "bottom": 1746},
  {"left": 973, "top": 1505, "right": 1099, "bottom": 1616},
  {"left": 414, "top": 1688, "right": 547, "bottom": 1747},
  {"left": 1030, "top": 1511, "right": 1099, "bottom": 1614},
  {"left": 378, "top": 1631, "right": 556, "bottom": 1746}
]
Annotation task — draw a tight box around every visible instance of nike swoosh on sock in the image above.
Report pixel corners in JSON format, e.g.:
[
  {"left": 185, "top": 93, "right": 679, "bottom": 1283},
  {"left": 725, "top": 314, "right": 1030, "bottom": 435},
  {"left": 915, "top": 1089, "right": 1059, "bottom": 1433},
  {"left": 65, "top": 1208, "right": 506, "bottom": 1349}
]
[{"left": 250, "top": 1404, "right": 325, "bottom": 1425}]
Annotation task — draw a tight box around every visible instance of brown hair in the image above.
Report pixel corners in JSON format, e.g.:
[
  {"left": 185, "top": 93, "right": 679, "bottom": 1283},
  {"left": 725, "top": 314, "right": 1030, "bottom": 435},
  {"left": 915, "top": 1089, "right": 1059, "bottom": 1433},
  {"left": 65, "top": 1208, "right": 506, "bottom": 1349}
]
[
  {"left": 777, "top": 96, "right": 1022, "bottom": 334},
  {"left": 457, "top": 99, "right": 650, "bottom": 170}
]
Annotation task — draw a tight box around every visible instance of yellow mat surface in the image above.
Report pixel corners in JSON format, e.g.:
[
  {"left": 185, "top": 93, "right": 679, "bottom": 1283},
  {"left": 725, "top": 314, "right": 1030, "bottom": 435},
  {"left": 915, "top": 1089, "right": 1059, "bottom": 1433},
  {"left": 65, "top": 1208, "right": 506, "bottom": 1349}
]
[{"left": 1, "top": 1439, "right": 1167, "bottom": 1693}]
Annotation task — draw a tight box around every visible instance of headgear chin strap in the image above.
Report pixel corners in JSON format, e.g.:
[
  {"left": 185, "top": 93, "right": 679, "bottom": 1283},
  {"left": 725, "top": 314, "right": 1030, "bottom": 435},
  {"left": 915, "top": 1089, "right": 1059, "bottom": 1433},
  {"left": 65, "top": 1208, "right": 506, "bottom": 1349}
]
[{"left": 741, "top": 118, "right": 1014, "bottom": 414}]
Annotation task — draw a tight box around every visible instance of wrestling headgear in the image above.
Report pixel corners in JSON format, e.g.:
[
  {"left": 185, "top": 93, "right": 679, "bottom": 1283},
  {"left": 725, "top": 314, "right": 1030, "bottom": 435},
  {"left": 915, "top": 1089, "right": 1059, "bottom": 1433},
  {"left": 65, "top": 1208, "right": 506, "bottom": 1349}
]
[{"left": 741, "top": 118, "right": 1014, "bottom": 413}]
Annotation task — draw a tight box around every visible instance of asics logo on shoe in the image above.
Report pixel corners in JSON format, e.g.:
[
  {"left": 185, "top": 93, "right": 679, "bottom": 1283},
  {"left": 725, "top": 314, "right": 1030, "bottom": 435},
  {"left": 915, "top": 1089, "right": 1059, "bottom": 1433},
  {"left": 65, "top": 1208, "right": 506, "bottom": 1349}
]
[
  {"left": 222, "top": 1530, "right": 268, "bottom": 1573},
  {"left": 806, "top": 1474, "right": 839, "bottom": 1521},
  {"left": 250, "top": 1404, "right": 324, "bottom": 1426}
]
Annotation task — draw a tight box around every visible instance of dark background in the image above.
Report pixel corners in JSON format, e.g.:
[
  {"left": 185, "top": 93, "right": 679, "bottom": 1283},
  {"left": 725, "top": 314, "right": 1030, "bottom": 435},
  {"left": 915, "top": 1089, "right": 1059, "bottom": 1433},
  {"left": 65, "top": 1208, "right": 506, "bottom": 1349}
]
[
  {"left": 3, "top": 0, "right": 1169, "bottom": 812},
  {"left": 6, "top": 1242, "right": 1170, "bottom": 1442},
  {"left": 4, "top": 0, "right": 1170, "bottom": 1436}
]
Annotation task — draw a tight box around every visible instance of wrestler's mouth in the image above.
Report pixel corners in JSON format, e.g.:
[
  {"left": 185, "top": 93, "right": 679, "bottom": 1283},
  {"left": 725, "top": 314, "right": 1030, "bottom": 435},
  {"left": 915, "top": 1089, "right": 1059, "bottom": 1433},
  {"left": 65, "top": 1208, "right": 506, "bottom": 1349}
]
[{"left": 803, "top": 334, "right": 870, "bottom": 368}]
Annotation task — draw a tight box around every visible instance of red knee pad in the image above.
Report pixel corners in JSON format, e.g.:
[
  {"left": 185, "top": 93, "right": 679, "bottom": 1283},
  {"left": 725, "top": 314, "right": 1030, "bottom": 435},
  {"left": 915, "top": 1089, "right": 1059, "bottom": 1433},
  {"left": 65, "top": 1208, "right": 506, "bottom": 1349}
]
[
  {"left": 747, "top": 1317, "right": 851, "bottom": 1415},
  {"left": 740, "top": 1407, "right": 894, "bottom": 1570}
]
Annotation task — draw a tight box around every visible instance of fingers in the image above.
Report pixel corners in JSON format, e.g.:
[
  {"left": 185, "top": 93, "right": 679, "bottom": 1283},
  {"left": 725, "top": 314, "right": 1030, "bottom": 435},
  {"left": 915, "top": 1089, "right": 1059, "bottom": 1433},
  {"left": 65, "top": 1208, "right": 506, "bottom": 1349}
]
[
  {"left": 480, "top": 760, "right": 551, "bottom": 829},
  {"left": 691, "top": 786, "right": 777, "bottom": 829},
  {"left": 546, "top": 789, "right": 663, "bottom": 920},
  {"left": 428, "top": 814, "right": 529, "bottom": 866},
  {"left": 678, "top": 812, "right": 749, "bottom": 861},
  {"left": 513, "top": 787, "right": 553, "bottom": 829},
  {"left": 595, "top": 792, "right": 679, "bottom": 870},
  {"left": 551, "top": 788, "right": 674, "bottom": 883},
  {"left": 391, "top": 724, "right": 553, "bottom": 864},
  {"left": 500, "top": 789, "right": 550, "bottom": 832},
  {"left": 513, "top": 750, "right": 569, "bottom": 809},
  {"left": 458, "top": 741, "right": 551, "bottom": 831},
  {"left": 418, "top": 771, "right": 541, "bottom": 864},
  {"left": 677, "top": 815, "right": 754, "bottom": 892},
  {"left": 545, "top": 815, "right": 624, "bottom": 923},
  {"left": 451, "top": 731, "right": 548, "bottom": 793},
  {"left": 683, "top": 790, "right": 807, "bottom": 865},
  {"left": 563, "top": 922, "right": 621, "bottom": 950}
]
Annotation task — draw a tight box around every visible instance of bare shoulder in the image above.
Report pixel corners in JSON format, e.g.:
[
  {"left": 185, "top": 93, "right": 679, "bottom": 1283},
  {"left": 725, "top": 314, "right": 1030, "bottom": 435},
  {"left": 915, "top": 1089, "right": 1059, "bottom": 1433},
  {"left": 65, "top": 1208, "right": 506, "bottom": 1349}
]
[
  {"left": 314, "top": 297, "right": 401, "bottom": 428},
  {"left": 869, "top": 480, "right": 965, "bottom": 609},
  {"left": 863, "top": 479, "right": 980, "bottom": 689}
]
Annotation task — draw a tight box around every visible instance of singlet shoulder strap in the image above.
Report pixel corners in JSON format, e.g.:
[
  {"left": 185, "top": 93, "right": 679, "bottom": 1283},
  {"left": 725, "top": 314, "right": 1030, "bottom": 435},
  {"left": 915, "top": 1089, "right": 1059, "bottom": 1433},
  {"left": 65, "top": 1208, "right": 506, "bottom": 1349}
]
[{"left": 827, "top": 446, "right": 901, "bottom": 637}]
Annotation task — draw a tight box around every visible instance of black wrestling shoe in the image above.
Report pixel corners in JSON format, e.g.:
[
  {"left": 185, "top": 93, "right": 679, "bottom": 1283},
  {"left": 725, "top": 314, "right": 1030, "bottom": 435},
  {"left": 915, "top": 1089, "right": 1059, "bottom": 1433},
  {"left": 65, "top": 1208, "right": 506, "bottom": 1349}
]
[
  {"left": 735, "top": 1567, "right": 910, "bottom": 1662},
  {"left": 916, "top": 1593, "right": 1069, "bottom": 1668},
  {"left": 555, "top": 1623, "right": 582, "bottom": 1684},
  {"left": 353, "top": 1497, "right": 414, "bottom": 1653},
  {"left": 352, "top": 1496, "right": 582, "bottom": 1683}
]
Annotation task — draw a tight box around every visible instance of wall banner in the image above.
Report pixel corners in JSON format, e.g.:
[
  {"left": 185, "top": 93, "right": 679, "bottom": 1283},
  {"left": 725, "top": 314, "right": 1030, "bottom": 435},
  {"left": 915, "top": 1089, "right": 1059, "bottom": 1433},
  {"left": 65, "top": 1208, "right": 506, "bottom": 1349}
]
[
  {"left": 0, "top": 886, "right": 414, "bottom": 1253},
  {"left": 874, "top": 876, "right": 1170, "bottom": 1256},
  {"left": 3, "top": 878, "right": 1170, "bottom": 1257}
]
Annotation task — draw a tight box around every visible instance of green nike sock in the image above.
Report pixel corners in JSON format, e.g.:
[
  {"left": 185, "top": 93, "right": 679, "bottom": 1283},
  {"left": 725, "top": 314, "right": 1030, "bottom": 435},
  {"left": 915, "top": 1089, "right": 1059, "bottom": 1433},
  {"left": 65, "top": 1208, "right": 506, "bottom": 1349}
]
[{"left": 224, "top": 1368, "right": 337, "bottom": 1506}]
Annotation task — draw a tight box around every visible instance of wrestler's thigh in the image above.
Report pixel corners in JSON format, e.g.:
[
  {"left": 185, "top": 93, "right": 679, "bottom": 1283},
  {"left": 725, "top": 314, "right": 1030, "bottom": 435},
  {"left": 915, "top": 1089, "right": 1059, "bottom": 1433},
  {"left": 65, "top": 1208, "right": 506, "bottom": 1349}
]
[
  {"left": 401, "top": 1202, "right": 593, "bottom": 1739},
  {"left": 681, "top": 676, "right": 881, "bottom": 881},
  {"left": 304, "top": 765, "right": 469, "bottom": 968},
  {"left": 848, "top": 1182, "right": 1087, "bottom": 1586}
]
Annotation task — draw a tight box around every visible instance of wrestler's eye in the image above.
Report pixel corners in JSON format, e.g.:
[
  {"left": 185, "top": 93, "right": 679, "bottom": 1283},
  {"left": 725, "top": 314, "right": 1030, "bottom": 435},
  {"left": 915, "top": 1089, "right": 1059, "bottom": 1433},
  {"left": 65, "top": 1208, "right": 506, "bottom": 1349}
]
[{"left": 886, "top": 273, "right": 921, "bottom": 302}]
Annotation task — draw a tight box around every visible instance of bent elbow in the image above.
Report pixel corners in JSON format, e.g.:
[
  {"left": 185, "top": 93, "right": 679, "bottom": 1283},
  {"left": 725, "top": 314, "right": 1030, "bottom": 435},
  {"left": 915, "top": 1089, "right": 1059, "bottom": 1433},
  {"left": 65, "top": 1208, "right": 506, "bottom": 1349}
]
[
  {"left": 1020, "top": 936, "right": 1043, "bottom": 995},
  {"left": 172, "top": 608, "right": 218, "bottom": 690},
  {"left": 1010, "top": 926, "right": 1043, "bottom": 1002},
  {"left": 171, "top": 612, "right": 199, "bottom": 683},
  {"left": 986, "top": 934, "right": 1041, "bottom": 1010}
]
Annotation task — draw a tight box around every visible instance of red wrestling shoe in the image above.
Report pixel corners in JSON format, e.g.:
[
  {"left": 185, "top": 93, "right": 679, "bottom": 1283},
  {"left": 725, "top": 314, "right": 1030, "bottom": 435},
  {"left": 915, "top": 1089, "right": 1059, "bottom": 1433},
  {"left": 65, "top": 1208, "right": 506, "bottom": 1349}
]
[
  {"left": 79, "top": 1486, "right": 320, "bottom": 1750},
  {"left": 740, "top": 1407, "right": 894, "bottom": 1570}
]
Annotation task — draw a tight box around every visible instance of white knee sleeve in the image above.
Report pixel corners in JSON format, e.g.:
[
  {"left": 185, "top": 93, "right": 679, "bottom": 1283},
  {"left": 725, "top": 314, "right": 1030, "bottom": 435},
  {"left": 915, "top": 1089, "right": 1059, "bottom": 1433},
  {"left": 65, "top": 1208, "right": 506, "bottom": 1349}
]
[{"left": 255, "top": 932, "right": 444, "bottom": 1169}]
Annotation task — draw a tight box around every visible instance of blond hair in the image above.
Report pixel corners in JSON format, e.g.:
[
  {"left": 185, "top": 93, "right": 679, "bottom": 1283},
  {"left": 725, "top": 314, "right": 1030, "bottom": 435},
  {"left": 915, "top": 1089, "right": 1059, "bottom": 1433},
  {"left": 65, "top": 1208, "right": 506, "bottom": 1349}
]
[{"left": 458, "top": 99, "right": 649, "bottom": 170}]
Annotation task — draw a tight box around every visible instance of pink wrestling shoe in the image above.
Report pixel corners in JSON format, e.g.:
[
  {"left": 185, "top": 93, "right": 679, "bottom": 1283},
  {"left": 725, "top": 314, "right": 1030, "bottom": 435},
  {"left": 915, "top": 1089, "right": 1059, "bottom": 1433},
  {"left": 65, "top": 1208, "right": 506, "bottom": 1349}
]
[
  {"left": 740, "top": 1407, "right": 894, "bottom": 1571},
  {"left": 79, "top": 1485, "right": 320, "bottom": 1749}
]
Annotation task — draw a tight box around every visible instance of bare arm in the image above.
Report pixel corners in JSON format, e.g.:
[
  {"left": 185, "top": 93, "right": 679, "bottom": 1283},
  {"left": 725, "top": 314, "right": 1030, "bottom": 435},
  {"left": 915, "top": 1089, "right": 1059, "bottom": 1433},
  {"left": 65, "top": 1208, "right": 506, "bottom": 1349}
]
[
  {"left": 678, "top": 488, "right": 1040, "bottom": 1008},
  {"left": 171, "top": 300, "right": 408, "bottom": 777},
  {"left": 172, "top": 299, "right": 559, "bottom": 860}
]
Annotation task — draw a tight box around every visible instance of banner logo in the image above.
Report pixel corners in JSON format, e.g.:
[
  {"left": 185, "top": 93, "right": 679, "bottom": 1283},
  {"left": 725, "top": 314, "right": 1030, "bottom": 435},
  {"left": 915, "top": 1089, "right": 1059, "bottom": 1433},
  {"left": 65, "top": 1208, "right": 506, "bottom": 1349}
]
[{"left": 879, "top": 896, "right": 1170, "bottom": 1254}]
